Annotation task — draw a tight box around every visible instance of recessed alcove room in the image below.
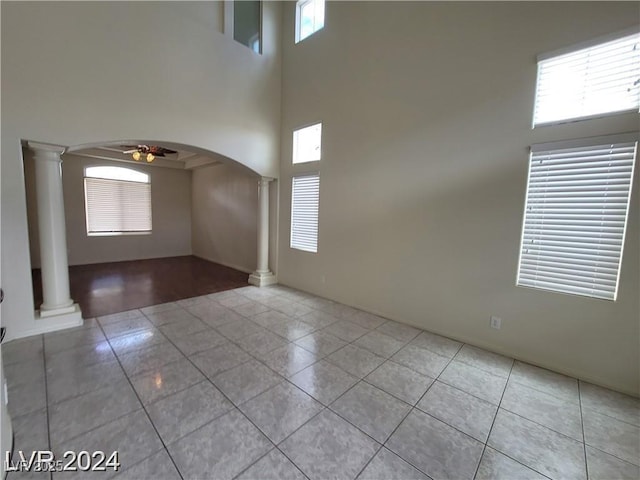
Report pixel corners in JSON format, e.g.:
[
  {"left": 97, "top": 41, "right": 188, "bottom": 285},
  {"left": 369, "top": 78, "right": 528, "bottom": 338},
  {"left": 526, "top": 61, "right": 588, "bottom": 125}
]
[{"left": 1, "top": 2, "right": 638, "bottom": 480}]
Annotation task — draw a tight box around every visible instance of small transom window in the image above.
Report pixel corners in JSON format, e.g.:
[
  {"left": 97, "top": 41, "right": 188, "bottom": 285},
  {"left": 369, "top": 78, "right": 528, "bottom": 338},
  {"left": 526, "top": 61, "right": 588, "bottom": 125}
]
[
  {"left": 293, "top": 123, "right": 322, "bottom": 164},
  {"left": 296, "top": 0, "right": 325, "bottom": 43},
  {"left": 533, "top": 31, "right": 640, "bottom": 126}
]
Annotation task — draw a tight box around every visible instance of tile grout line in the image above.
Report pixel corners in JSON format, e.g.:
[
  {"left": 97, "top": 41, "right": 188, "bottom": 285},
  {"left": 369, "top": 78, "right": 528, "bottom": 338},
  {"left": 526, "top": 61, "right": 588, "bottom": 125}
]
[
  {"left": 138, "top": 304, "right": 322, "bottom": 480},
  {"left": 266, "top": 288, "right": 633, "bottom": 434},
  {"left": 75, "top": 294, "right": 442, "bottom": 440},
  {"left": 348, "top": 399, "right": 413, "bottom": 479},
  {"left": 471, "top": 358, "right": 515, "bottom": 480},
  {"left": 33, "top": 286, "right": 632, "bottom": 479},
  {"left": 50, "top": 312, "right": 476, "bottom": 480},
  {"left": 407, "top": 360, "right": 509, "bottom": 444},
  {"left": 107, "top": 447, "right": 176, "bottom": 479},
  {"left": 470, "top": 362, "right": 554, "bottom": 480},
  {"left": 346, "top": 342, "right": 462, "bottom": 480},
  {"left": 427, "top": 370, "right": 506, "bottom": 406},
  {"left": 350, "top": 444, "right": 386, "bottom": 480},
  {"left": 8, "top": 286, "right": 360, "bottom": 477},
  {"left": 43, "top": 361, "right": 130, "bottom": 408},
  {"left": 358, "top": 358, "right": 431, "bottom": 406},
  {"left": 578, "top": 381, "right": 590, "bottom": 480},
  {"left": 230, "top": 446, "right": 311, "bottom": 480},
  {"left": 222, "top": 351, "right": 321, "bottom": 480},
  {"left": 571, "top": 379, "right": 640, "bottom": 429},
  {"left": 41, "top": 352, "right": 131, "bottom": 407},
  {"left": 179, "top": 291, "right": 410, "bottom": 479},
  {"left": 211, "top": 299, "right": 393, "bottom": 477},
  {"left": 368, "top": 336, "right": 595, "bottom": 471},
  {"left": 495, "top": 404, "right": 586, "bottom": 444},
  {"left": 580, "top": 445, "right": 640, "bottom": 470},
  {"left": 222, "top": 292, "right": 507, "bottom": 480},
  {"left": 41, "top": 334, "right": 53, "bottom": 480},
  {"left": 507, "top": 373, "right": 587, "bottom": 410},
  {"left": 44, "top": 404, "right": 145, "bottom": 454},
  {"left": 361, "top": 342, "right": 467, "bottom": 480},
  {"left": 578, "top": 408, "right": 640, "bottom": 429},
  {"left": 94, "top": 317, "right": 186, "bottom": 480}
]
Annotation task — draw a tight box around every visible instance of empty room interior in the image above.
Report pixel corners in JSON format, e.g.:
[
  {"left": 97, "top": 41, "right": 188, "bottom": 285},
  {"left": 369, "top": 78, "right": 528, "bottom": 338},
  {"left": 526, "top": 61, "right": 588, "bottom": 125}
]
[{"left": 1, "top": 1, "right": 639, "bottom": 479}]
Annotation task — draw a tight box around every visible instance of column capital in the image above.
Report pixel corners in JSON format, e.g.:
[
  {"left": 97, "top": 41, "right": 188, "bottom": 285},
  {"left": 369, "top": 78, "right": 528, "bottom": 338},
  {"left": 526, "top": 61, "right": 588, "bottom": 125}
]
[
  {"left": 258, "top": 177, "right": 275, "bottom": 187},
  {"left": 27, "top": 141, "right": 66, "bottom": 159}
]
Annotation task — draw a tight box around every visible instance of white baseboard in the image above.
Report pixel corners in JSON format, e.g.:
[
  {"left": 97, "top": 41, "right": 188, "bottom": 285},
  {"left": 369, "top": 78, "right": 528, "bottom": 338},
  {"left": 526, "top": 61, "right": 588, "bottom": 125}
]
[{"left": 11, "top": 305, "right": 84, "bottom": 340}]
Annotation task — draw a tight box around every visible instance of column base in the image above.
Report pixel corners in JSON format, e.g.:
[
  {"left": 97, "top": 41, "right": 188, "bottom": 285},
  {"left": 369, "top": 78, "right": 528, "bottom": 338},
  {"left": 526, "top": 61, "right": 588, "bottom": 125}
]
[
  {"left": 248, "top": 271, "right": 277, "bottom": 287},
  {"left": 28, "top": 304, "right": 83, "bottom": 336},
  {"left": 39, "top": 302, "right": 75, "bottom": 318}
]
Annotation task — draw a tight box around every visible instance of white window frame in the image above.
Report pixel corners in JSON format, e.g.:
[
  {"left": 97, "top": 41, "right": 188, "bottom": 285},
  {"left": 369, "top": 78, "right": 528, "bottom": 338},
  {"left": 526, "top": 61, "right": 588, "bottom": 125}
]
[
  {"left": 84, "top": 166, "right": 152, "bottom": 236},
  {"left": 295, "top": 0, "right": 325, "bottom": 43},
  {"left": 293, "top": 122, "right": 322, "bottom": 164},
  {"left": 249, "top": 32, "right": 261, "bottom": 54},
  {"left": 533, "top": 28, "right": 640, "bottom": 127},
  {"left": 290, "top": 173, "right": 320, "bottom": 253},
  {"left": 516, "top": 133, "right": 637, "bottom": 301}
]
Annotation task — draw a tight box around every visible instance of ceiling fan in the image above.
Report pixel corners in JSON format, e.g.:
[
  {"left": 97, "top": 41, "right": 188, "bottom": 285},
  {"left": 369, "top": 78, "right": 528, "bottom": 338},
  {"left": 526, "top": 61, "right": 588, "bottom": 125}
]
[{"left": 121, "top": 144, "right": 177, "bottom": 163}]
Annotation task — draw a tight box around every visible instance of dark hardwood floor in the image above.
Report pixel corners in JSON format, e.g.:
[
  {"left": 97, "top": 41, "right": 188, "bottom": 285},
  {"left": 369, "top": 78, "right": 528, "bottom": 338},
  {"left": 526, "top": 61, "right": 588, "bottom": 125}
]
[{"left": 32, "top": 255, "right": 249, "bottom": 318}]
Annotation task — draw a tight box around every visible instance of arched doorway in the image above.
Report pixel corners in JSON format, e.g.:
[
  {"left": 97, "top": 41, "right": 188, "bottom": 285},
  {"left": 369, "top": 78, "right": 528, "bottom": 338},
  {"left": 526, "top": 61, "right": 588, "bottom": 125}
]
[{"left": 23, "top": 139, "right": 277, "bottom": 325}]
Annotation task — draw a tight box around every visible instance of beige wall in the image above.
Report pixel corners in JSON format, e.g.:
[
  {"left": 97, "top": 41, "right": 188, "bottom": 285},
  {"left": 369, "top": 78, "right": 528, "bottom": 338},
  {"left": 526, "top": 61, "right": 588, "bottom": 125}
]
[
  {"left": 278, "top": 2, "right": 640, "bottom": 394},
  {"left": 1, "top": 1, "right": 281, "bottom": 340},
  {"left": 25, "top": 154, "right": 192, "bottom": 268},
  {"left": 1, "top": 1, "right": 282, "bottom": 176},
  {"left": 192, "top": 163, "right": 258, "bottom": 273}
]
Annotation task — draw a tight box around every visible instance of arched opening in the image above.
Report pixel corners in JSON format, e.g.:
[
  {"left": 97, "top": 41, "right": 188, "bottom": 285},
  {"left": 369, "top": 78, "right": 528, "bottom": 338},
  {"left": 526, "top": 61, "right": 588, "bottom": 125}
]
[{"left": 23, "top": 139, "right": 276, "bottom": 319}]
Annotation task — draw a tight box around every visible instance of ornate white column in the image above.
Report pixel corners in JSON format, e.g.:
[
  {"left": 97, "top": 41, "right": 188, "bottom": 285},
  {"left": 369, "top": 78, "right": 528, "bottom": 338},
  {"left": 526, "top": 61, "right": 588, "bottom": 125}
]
[
  {"left": 249, "top": 177, "right": 276, "bottom": 287},
  {"left": 29, "top": 142, "right": 81, "bottom": 318}
]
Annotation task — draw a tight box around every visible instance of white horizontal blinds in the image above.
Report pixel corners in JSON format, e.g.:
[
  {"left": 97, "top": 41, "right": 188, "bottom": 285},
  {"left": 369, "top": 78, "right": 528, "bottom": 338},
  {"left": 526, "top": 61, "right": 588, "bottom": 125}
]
[
  {"left": 85, "top": 178, "right": 152, "bottom": 233},
  {"left": 517, "top": 140, "right": 637, "bottom": 300},
  {"left": 534, "top": 31, "right": 640, "bottom": 125},
  {"left": 291, "top": 174, "right": 320, "bottom": 253}
]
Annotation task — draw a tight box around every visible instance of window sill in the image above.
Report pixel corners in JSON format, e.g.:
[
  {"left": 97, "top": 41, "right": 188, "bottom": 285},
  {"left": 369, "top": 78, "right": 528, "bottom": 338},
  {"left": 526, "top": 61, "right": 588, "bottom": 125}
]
[{"left": 87, "top": 231, "right": 152, "bottom": 237}]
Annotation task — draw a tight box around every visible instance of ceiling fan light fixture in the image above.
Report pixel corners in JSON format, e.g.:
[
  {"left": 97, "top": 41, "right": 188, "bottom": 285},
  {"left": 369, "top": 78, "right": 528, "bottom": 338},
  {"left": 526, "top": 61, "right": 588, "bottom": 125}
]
[{"left": 122, "top": 144, "right": 174, "bottom": 163}]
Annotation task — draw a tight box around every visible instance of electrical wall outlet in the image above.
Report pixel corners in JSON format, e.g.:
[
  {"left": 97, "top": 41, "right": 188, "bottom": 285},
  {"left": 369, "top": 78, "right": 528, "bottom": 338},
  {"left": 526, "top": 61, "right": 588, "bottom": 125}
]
[{"left": 490, "top": 316, "right": 502, "bottom": 330}]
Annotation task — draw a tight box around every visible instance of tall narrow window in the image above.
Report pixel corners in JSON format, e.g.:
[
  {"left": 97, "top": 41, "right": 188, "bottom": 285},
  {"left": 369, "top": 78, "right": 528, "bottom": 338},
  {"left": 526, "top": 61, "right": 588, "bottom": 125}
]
[
  {"left": 533, "top": 30, "right": 640, "bottom": 126},
  {"left": 293, "top": 123, "right": 322, "bottom": 164},
  {"left": 291, "top": 174, "right": 320, "bottom": 253},
  {"left": 84, "top": 166, "right": 152, "bottom": 235},
  {"left": 516, "top": 135, "right": 637, "bottom": 300},
  {"left": 295, "top": 0, "right": 325, "bottom": 43},
  {"left": 233, "top": 0, "right": 261, "bottom": 53}
]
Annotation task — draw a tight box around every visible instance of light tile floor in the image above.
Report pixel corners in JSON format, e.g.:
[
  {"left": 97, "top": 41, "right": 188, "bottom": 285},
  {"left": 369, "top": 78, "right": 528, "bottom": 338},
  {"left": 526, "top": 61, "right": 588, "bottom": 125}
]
[{"left": 2, "top": 285, "right": 639, "bottom": 480}]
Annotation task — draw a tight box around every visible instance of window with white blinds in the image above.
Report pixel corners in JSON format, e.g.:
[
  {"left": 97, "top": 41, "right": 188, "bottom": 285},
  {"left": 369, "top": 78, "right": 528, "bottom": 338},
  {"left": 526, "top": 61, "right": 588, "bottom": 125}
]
[
  {"left": 533, "top": 30, "right": 640, "bottom": 126},
  {"left": 517, "top": 136, "right": 637, "bottom": 300},
  {"left": 291, "top": 174, "right": 320, "bottom": 253},
  {"left": 84, "top": 166, "right": 152, "bottom": 235}
]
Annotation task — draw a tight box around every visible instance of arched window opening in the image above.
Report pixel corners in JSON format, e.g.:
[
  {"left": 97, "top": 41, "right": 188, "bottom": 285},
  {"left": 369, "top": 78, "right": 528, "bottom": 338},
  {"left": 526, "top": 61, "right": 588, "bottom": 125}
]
[{"left": 84, "top": 166, "right": 152, "bottom": 235}]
